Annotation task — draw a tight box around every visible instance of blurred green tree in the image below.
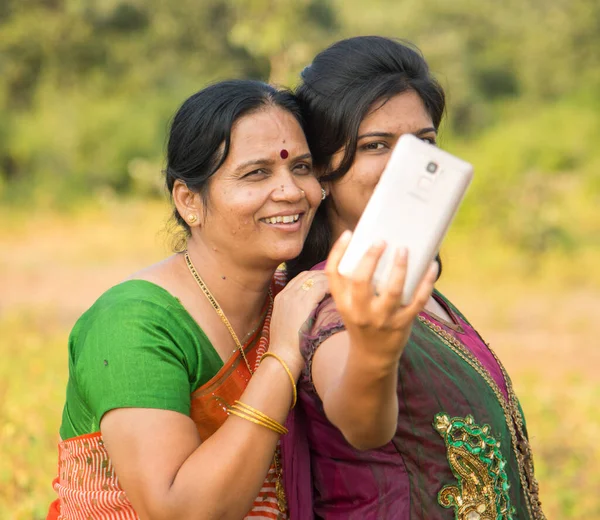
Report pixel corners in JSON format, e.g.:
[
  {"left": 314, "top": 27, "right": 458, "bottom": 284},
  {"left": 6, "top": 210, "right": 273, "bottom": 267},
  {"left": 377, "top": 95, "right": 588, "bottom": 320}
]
[{"left": 0, "top": 0, "right": 597, "bottom": 260}]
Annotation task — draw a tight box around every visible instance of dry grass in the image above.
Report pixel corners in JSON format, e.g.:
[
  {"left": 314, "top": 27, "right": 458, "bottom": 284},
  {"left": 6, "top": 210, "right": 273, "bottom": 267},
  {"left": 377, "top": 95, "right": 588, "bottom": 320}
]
[{"left": 1, "top": 199, "right": 598, "bottom": 519}]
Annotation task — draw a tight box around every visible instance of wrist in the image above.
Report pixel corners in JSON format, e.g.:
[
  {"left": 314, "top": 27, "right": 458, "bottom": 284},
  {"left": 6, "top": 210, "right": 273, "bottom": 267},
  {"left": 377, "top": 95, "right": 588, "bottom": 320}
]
[
  {"left": 258, "top": 353, "right": 301, "bottom": 408},
  {"left": 262, "top": 349, "right": 304, "bottom": 380}
]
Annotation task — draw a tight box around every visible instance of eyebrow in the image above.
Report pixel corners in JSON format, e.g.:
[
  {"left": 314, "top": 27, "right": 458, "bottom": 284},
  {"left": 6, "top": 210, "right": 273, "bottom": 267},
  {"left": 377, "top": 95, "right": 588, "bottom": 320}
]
[
  {"left": 291, "top": 152, "right": 312, "bottom": 162},
  {"left": 357, "top": 127, "right": 437, "bottom": 140},
  {"left": 234, "top": 152, "right": 312, "bottom": 173},
  {"left": 234, "top": 158, "right": 272, "bottom": 173}
]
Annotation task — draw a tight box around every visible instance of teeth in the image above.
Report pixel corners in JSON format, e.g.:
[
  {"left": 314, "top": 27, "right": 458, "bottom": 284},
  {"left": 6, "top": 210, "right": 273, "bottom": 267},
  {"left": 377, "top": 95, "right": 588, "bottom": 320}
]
[{"left": 263, "top": 214, "right": 300, "bottom": 225}]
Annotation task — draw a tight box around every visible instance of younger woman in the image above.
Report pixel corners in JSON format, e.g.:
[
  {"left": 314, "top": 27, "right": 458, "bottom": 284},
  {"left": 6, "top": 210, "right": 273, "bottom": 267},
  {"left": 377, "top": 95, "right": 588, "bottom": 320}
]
[{"left": 289, "top": 37, "right": 545, "bottom": 520}]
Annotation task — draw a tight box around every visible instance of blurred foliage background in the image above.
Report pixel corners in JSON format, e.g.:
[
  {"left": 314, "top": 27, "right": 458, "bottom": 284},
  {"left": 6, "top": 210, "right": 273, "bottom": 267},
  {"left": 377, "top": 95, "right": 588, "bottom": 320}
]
[
  {"left": 1, "top": 0, "right": 599, "bottom": 274},
  {"left": 0, "top": 0, "right": 599, "bottom": 518}
]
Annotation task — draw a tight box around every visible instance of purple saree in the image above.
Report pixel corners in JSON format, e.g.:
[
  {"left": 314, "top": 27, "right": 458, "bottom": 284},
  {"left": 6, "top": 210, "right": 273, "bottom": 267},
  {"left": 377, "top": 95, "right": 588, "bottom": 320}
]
[{"left": 281, "top": 262, "right": 545, "bottom": 520}]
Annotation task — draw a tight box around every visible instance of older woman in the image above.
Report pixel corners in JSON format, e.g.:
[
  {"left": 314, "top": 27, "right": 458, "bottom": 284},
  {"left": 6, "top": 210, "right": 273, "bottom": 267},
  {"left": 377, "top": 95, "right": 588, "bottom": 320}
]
[
  {"left": 47, "top": 80, "right": 328, "bottom": 520},
  {"left": 286, "top": 36, "right": 546, "bottom": 520}
]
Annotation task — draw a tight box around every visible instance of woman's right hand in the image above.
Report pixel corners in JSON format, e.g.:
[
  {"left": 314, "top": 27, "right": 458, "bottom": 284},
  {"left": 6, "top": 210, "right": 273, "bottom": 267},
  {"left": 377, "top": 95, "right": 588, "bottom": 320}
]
[
  {"left": 268, "top": 271, "right": 329, "bottom": 378},
  {"left": 325, "top": 230, "right": 438, "bottom": 366}
]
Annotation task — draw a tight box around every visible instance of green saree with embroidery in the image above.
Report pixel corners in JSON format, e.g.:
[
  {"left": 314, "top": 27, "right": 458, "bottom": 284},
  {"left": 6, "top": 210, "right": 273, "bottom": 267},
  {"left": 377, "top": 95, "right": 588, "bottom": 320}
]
[{"left": 293, "top": 283, "right": 545, "bottom": 520}]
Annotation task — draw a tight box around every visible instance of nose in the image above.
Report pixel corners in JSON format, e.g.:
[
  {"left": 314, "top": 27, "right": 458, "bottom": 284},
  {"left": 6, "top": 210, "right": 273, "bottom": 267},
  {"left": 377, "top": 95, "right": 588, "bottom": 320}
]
[{"left": 271, "top": 171, "right": 305, "bottom": 203}]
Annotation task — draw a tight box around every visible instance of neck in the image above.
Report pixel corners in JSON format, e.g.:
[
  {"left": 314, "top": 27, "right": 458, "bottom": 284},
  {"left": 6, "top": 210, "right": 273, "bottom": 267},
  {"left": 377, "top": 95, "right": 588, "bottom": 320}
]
[
  {"left": 327, "top": 203, "right": 352, "bottom": 249},
  {"left": 184, "top": 237, "right": 277, "bottom": 332}
]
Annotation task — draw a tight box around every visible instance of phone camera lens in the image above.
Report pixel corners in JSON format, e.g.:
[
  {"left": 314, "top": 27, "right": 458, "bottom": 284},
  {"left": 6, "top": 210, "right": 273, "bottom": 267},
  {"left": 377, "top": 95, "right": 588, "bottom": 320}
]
[{"left": 426, "top": 161, "right": 438, "bottom": 174}]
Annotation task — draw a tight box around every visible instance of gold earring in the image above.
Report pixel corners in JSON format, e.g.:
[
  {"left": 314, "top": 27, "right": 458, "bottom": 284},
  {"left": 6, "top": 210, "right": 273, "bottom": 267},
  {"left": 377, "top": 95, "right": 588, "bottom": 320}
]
[
  {"left": 187, "top": 214, "right": 198, "bottom": 224},
  {"left": 321, "top": 188, "right": 327, "bottom": 201}
]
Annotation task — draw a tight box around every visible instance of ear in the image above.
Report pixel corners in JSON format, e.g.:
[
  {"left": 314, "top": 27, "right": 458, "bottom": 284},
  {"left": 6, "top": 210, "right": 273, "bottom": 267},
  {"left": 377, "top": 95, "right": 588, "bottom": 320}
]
[
  {"left": 315, "top": 166, "right": 330, "bottom": 196},
  {"left": 319, "top": 176, "right": 331, "bottom": 199},
  {"left": 172, "top": 180, "right": 204, "bottom": 226}
]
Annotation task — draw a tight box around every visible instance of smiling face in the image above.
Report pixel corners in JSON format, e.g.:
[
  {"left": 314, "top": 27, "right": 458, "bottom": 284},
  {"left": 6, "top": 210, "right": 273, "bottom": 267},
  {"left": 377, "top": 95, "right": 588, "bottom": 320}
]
[
  {"left": 194, "top": 105, "right": 322, "bottom": 269},
  {"left": 326, "top": 90, "right": 437, "bottom": 242}
]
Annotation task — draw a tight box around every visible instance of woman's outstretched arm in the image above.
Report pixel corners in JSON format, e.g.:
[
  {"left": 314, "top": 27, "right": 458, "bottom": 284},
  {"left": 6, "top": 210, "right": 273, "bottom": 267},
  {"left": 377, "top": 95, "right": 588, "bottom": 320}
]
[{"left": 310, "top": 232, "right": 437, "bottom": 450}]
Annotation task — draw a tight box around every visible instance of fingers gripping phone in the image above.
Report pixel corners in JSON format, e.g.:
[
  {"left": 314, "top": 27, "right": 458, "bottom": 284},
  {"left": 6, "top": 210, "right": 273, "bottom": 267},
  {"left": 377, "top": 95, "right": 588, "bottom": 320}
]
[{"left": 338, "top": 134, "right": 473, "bottom": 305}]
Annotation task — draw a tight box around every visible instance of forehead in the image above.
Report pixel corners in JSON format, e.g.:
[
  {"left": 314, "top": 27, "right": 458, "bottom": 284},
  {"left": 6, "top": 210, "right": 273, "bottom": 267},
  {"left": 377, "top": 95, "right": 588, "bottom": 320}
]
[
  {"left": 359, "top": 90, "right": 433, "bottom": 134},
  {"left": 229, "top": 107, "right": 306, "bottom": 155}
]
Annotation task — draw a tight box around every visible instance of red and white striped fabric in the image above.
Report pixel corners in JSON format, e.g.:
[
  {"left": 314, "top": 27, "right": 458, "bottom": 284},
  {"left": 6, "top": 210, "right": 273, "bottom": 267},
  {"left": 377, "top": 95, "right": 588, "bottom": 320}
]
[
  {"left": 245, "top": 446, "right": 286, "bottom": 519},
  {"left": 246, "top": 267, "right": 288, "bottom": 519},
  {"left": 50, "top": 433, "right": 137, "bottom": 519},
  {"left": 51, "top": 433, "right": 287, "bottom": 519}
]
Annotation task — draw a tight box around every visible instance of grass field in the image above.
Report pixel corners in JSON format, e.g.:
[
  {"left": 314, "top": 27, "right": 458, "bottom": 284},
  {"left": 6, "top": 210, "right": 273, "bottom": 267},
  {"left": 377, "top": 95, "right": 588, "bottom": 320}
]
[{"left": 1, "top": 199, "right": 598, "bottom": 519}]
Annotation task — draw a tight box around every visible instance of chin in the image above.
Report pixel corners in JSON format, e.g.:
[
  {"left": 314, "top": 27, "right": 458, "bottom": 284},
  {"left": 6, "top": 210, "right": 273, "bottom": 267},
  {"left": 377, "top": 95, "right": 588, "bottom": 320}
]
[{"left": 269, "top": 244, "right": 304, "bottom": 265}]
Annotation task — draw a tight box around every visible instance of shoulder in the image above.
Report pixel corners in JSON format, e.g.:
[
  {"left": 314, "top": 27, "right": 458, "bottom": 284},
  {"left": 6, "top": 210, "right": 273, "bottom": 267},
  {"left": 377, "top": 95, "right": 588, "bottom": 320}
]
[
  {"left": 96, "top": 278, "right": 181, "bottom": 307},
  {"left": 77, "top": 279, "right": 189, "bottom": 327},
  {"left": 299, "top": 295, "right": 346, "bottom": 380},
  {"left": 69, "top": 279, "right": 209, "bottom": 358},
  {"left": 67, "top": 280, "right": 220, "bottom": 398},
  {"left": 63, "top": 281, "right": 221, "bottom": 434},
  {"left": 432, "top": 288, "right": 473, "bottom": 327}
]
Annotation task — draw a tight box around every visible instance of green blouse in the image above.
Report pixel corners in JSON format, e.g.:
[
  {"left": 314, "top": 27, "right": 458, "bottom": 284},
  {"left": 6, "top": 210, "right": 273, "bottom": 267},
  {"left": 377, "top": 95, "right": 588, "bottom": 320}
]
[{"left": 59, "top": 280, "right": 224, "bottom": 440}]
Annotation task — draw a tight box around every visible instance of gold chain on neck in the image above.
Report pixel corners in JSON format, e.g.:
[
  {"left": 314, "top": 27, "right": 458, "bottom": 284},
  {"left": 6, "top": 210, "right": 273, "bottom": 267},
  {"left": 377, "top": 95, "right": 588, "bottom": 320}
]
[
  {"left": 184, "top": 250, "right": 260, "bottom": 373},
  {"left": 184, "top": 250, "right": 286, "bottom": 515}
]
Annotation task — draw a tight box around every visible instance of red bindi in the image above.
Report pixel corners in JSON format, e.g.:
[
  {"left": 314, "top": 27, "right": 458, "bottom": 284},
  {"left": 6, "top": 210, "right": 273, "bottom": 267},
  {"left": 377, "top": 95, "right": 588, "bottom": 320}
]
[{"left": 280, "top": 149, "right": 289, "bottom": 159}]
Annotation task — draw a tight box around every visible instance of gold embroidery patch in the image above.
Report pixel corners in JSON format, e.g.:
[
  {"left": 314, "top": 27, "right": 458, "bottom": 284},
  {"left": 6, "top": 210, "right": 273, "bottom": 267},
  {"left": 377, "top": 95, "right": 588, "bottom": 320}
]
[{"left": 434, "top": 413, "right": 515, "bottom": 520}]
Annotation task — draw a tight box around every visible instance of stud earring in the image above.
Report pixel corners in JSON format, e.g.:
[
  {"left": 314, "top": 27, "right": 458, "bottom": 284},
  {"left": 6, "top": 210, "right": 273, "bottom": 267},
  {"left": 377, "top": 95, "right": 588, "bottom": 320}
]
[
  {"left": 321, "top": 188, "right": 327, "bottom": 201},
  {"left": 187, "top": 214, "right": 198, "bottom": 224}
]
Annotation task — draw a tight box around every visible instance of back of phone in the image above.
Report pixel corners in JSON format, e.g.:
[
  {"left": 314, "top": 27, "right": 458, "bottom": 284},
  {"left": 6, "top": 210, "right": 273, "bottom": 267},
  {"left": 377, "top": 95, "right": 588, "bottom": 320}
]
[{"left": 338, "top": 134, "right": 473, "bottom": 305}]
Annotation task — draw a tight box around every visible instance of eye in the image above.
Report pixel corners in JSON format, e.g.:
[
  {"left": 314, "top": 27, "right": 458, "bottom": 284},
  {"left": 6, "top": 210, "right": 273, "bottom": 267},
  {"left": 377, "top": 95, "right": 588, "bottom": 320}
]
[
  {"left": 293, "top": 162, "right": 313, "bottom": 175},
  {"left": 420, "top": 136, "right": 437, "bottom": 145},
  {"left": 243, "top": 168, "right": 268, "bottom": 179},
  {"left": 361, "top": 142, "right": 387, "bottom": 151}
]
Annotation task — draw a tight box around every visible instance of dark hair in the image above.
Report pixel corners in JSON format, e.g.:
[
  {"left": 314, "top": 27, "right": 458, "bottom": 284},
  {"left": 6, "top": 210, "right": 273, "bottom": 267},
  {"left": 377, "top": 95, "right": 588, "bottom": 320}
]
[
  {"left": 165, "top": 80, "right": 303, "bottom": 236},
  {"left": 288, "top": 36, "right": 447, "bottom": 278}
]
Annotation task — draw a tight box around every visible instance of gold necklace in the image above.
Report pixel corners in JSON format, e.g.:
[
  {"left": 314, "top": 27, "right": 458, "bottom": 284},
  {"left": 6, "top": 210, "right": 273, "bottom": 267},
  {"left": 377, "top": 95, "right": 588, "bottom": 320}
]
[
  {"left": 184, "top": 250, "right": 287, "bottom": 515},
  {"left": 184, "top": 250, "right": 255, "bottom": 372},
  {"left": 418, "top": 315, "right": 546, "bottom": 520}
]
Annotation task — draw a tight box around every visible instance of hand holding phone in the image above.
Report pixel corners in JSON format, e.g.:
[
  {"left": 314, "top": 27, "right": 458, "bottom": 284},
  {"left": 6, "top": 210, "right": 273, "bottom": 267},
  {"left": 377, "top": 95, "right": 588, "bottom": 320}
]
[{"left": 337, "top": 134, "right": 473, "bottom": 305}]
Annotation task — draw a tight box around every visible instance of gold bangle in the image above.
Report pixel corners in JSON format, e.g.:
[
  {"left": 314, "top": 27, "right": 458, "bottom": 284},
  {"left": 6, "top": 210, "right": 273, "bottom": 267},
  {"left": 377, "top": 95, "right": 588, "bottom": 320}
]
[
  {"left": 233, "top": 401, "right": 288, "bottom": 433},
  {"left": 230, "top": 403, "right": 288, "bottom": 435},
  {"left": 232, "top": 401, "right": 288, "bottom": 432},
  {"left": 259, "top": 352, "right": 297, "bottom": 409},
  {"left": 228, "top": 408, "right": 283, "bottom": 434},
  {"left": 227, "top": 405, "right": 288, "bottom": 435},
  {"left": 228, "top": 408, "right": 287, "bottom": 435}
]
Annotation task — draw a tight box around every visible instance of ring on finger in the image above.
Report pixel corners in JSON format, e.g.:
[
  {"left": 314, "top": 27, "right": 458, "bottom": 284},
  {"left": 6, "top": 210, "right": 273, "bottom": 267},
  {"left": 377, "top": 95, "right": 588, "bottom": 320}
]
[{"left": 301, "top": 279, "right": 315, "bottom": 291}]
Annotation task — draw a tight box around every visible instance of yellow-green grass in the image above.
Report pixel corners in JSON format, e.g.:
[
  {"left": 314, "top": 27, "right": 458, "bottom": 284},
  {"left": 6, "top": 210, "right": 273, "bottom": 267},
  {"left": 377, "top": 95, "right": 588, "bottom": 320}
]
[{"left": 1, "top": 200, "right": 598, "bottom": 518}]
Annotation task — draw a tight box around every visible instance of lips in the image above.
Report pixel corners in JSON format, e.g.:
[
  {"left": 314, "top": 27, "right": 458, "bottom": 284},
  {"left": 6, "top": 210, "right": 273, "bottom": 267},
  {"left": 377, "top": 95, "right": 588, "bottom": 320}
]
[{"left": 261, "top": 213, "right": 301, "bottom": 225}]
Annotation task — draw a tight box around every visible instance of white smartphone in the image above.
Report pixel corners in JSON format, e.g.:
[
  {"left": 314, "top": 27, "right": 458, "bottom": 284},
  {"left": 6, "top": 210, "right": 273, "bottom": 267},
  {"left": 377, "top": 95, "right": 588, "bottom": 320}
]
[{"left": 338, "top": 133, "right": 473, "bottom": 305}]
